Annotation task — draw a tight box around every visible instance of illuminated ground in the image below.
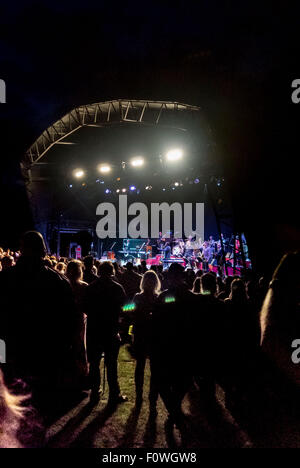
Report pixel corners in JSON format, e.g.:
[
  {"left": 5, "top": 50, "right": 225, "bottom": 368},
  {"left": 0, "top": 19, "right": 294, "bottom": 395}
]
[{"left": 45, "top": 346, "right": 252, "bottom": 448}]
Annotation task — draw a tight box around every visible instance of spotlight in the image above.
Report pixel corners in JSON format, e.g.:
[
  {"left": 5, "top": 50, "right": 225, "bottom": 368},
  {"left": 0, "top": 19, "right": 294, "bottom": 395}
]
[
  {"left": 74, "top": 169, "right": 84, "bottom": 178},
  {"left": 69, "top": 184, "right": 73, "bottom": 188},
  {"left": 122, "top": 188, "right": 127, "bottom": 193},
  {"left": 130, "top": 157, "right": 144, "bottom": 167},
  {"left": 145, "top": 185, "right": 152, "bottom": 190},
  {"left": 98, "top": 164, "right": 111, "bottom": 174},
  {"left": 105, "top": 189, "right": 111, "bottom": 194},
  {"left": 194, "top": 178, "right": 200, "bottom": 184},
  {"left": 130, "top": 185, "right": 136, "bottom": 191},
  {"left": 116, "top": 189, "right": 120, "bottom": 193},
  {"left": 166, "top": 149, "right": 183, "bottom": 162},
  {"left": 162, "top": 188, "right": 166, "bottom": 191},
  {"left": 174, "top": 182, "right": 179, "bottom": 187}
]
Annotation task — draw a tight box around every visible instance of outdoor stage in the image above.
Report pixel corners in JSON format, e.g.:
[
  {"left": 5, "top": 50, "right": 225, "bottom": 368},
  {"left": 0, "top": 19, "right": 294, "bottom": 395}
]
[{"left": 21, "top": 99, "right": 250, "bottom": 273}]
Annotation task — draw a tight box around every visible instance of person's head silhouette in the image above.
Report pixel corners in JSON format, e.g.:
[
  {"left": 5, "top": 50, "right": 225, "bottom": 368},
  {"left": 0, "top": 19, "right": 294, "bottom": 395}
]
[
  {"left": 20, "top": 231, "right": 47, "bottom": 259},
  {"left": 98, "top": 261, "right": 114, "bottom": 278}
]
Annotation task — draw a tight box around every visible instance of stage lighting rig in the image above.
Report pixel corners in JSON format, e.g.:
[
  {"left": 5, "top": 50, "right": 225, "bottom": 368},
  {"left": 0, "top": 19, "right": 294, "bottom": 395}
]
[
  {"left": 98, "top": 164, "right": 111, "bottom": 174},
  {"left": 73, "top": 169, "right": 85, "bottom": 178},
  {"left": 166, "top": 148, "right": 183, "bottom": 162},
  {"left": 130, "top": 157, "right": 144, "bottom": 167}
]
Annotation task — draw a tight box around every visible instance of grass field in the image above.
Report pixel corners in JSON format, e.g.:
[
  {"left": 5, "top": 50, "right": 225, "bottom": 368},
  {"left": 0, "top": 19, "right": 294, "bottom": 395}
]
[{"left": 46, "top": 345, "right": 252, "bottom": 448}]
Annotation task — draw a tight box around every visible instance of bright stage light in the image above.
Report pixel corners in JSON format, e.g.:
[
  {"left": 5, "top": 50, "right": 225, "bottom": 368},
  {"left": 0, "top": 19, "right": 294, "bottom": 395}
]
[
  {"left": 130, "top": 185, "right": 136, "bottom": 191},
  {"left": 116, "top": 189, "right": 120, "bottom": 193},
  {"left": 130, "top": 157, "right": 144, "bottom": 167},
  {"left": 166, "top": 149, "right": 183, "bottom": 162},
  {"left": 174, "top": 182, "right": 179, "bottom": 187},
  {"left": 122, "top": 188, "right": 127, "bottom": 193},
  {"left": 105, "top": 189, "right": 111, "bottom": 194},
  {"left": 74, "top": 169, "right": 84, "bottom": 178},
  {"left": 98, "top": 164, "right": 111, "bottom": 174}
]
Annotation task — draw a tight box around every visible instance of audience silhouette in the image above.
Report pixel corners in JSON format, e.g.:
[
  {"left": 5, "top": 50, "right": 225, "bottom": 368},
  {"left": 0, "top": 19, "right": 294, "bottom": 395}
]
[{"left": 1, "top": 231, "right": 299, "bottom": 448}]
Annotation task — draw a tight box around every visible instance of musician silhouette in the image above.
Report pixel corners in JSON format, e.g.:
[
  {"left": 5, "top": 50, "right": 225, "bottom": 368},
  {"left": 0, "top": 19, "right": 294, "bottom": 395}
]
[{"left": 163, "top": 242, "right": 171, "bottom": 268}]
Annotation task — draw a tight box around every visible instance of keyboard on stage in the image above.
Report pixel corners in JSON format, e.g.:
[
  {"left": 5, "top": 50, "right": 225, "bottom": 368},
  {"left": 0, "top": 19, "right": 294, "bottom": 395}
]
[
  {"left": 118, "top": 250, "right": 146, "bottom": 254},
  {"left": 163, "top": 258, "right": 185, "bottom": 263}
]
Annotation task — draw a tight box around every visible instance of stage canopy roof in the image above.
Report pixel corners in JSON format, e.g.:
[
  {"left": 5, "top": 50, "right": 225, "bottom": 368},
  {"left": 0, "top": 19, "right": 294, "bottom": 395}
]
[{"left": 23, "top": 100, "right": 208, "bottom": 169}]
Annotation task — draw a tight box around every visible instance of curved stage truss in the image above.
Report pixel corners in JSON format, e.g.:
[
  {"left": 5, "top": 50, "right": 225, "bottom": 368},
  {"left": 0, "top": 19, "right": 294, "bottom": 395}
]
[{"left": 23, "top": 100, "right": 203, "bottom": 169}]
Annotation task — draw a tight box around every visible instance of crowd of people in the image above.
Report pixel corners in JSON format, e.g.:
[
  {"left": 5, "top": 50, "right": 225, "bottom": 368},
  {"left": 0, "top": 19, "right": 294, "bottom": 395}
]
[{"left": 0, "top": 231, "right": 299, "bottom": 448}]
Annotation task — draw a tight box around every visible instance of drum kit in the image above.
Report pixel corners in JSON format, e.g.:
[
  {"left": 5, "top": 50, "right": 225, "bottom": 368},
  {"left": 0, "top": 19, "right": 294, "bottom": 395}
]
[{"left": 172, "top": 244, "right": 183, "bottom": 256}]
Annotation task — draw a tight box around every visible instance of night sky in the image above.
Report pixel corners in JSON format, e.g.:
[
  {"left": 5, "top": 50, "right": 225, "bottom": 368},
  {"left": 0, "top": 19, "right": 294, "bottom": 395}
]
[{"left": 0, "top": 2, "right": 299, "bottom": 272}]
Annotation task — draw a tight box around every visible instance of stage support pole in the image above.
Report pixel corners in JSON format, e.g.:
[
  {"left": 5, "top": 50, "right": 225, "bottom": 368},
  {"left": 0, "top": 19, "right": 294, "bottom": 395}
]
[
  {"left": 233, "top": 233, "right": 237, "bottom": 275},
  {"left": 57, "top": 215, "right": 61, "bottom": 258},
  {"left": 57, "top": 230, "right": 61, "bottom": 258}
]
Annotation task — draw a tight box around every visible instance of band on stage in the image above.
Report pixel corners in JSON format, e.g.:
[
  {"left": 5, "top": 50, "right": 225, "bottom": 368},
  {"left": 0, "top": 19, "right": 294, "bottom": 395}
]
[{"left": 113, "top": 233, "right": 251, "bottom": 273}]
